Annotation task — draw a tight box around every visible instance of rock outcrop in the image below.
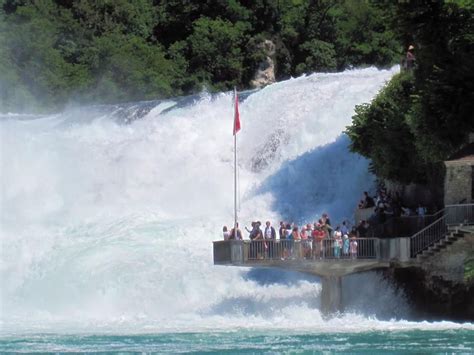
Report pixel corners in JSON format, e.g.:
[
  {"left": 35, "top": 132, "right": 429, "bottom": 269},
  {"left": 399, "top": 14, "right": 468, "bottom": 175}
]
[
  {"left": 250, "top": 40, "right": 276, "bottom": 89},
  {"left": 387, "top": 232, "right": 474, "bottom": 321}
]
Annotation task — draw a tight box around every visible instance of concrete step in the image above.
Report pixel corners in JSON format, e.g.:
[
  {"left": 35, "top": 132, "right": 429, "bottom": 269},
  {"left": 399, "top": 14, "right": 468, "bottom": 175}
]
[
  {"left": 416, "top": 254, "right": 427, "bottom": 261},
  {"left": 432, "top": 244, "right": 447, "bottom": 252},
  {"left": 415, "top": 228, "right": 468, "bottom": 261},
  {"left": 423, "top": 250, "right": 435, "bottom": 256}
]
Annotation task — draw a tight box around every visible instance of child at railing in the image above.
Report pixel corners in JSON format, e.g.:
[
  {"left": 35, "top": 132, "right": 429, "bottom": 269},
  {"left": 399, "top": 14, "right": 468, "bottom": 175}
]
[
  {"left": 334, "top": 230, "right": 342, "bottom": 258},
  {"left": 343, "top": 234, "right": 350, "bottom": 257},
  {"left": 350, "top": 236, "right": 358, "bottom": 259}
]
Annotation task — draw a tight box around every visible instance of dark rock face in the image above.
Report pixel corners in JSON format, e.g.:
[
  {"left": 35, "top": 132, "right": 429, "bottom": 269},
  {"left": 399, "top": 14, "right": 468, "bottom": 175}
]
[
  {"left": 386, "top": 267, "right": 474, "bottom": 321},
  {"left": 385, "top": 232, "right": 473, "bottom": 321}
]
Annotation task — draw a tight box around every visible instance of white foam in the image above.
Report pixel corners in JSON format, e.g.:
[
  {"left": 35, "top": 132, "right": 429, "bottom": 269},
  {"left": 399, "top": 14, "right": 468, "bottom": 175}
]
[{"left": 3, "top": 66, "right": 469, "bottom": 334}]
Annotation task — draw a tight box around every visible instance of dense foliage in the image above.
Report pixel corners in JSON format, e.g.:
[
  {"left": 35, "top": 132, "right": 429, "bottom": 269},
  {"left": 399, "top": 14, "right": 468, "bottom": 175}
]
[
  {"left": 0, "top": 0, "right": 401, "bottom": 112},
  {"left": 347, "top": 1, "right": 474, "bottom": 185}
]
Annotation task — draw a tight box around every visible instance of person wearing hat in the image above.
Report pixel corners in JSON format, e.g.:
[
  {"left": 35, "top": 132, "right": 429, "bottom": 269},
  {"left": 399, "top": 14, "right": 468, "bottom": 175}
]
[{"left": 406, "top": 45, "right": 416, "bottom": 70}]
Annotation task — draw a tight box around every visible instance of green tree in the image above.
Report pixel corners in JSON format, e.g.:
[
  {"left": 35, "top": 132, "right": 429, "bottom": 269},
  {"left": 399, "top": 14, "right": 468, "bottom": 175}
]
[
  {"left": 295, "top": 39, "right": 336, "bottom": 74},
  {"left": 186, "top": 17, "right": 248, "bottom": 89},
  {"left": 347, "top": 72, "right": 429, "bottom": 183}
]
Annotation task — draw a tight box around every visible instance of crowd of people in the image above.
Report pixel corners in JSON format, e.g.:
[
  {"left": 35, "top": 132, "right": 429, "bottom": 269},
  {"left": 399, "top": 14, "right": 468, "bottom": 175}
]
[
  {"left": 220, "top": 183, "right": 433, "bottom": 261},
  {"left": 358, "top": 187, "right": 428, "bottom": 224},
  {"left": 222, "top": 213, "right": 359, "bottom": 260}
]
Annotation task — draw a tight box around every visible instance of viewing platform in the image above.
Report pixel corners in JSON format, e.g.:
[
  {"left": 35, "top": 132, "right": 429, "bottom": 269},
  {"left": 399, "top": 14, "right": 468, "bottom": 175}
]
[
  {"left": 213, "top": 238, "right": 398, "bottom": 277},
  {"left": 213, "top": 204, "right": 474, "bottom": 313}
]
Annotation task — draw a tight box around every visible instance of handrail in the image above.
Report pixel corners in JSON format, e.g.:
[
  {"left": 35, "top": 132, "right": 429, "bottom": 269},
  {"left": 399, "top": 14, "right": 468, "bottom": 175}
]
[
  {"left": 445, "top": 203, "right": 474, "bottom": 226},
  {"left": 445, "top": 203, "right": 474, "bottom": 207},
  {"left": 410, "top": 204, "right": 474, "bottom": 257},
  {"left": 235, "top": 238, "right": 376, "bottom": 261},
  {"left": 410, "top": 215, "right": 447, "bottom": 258}
]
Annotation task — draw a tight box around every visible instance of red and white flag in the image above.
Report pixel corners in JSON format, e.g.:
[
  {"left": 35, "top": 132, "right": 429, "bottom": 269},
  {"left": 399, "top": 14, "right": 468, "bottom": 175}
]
[{"left": 233, "top": 89, "right": 241, "bottom": 135}]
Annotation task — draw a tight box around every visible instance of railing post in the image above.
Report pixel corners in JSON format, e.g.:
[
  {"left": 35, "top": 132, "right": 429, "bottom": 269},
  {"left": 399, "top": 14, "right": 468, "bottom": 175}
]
[{"left": 374, "top": 238, "right": 381, "bottom": 260}]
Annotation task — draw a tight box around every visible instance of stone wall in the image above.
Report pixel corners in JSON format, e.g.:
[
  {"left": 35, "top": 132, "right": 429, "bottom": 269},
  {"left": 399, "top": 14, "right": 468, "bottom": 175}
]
[{"left": 444, "top": 162, "right": 473, "bottom": 205}]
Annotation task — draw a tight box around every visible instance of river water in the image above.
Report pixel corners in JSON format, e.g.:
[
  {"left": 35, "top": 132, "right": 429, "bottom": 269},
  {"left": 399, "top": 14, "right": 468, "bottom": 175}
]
[{"left": 1, "top": 67, "right": 472, "bottom": 353}]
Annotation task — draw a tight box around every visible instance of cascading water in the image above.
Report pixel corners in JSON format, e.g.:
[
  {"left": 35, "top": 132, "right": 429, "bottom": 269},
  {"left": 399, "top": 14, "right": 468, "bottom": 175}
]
[{"left": 1, "top": 67, "right": 472, "bottom": 342}]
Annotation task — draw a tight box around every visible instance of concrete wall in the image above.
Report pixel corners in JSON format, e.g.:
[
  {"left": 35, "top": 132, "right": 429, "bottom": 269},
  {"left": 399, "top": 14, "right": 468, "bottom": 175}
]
[
  {"left": 378, "top": 237, "right": 410, "bottom": 262},
  {"left": 444, "top": 162, "right": 474, "bottom": 205}
]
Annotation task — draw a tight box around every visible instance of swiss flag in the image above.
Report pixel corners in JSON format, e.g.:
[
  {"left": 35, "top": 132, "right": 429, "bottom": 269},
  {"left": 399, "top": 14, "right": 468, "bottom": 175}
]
[{"left": 233, "top": 89, "right": 241, "bottom": 135}]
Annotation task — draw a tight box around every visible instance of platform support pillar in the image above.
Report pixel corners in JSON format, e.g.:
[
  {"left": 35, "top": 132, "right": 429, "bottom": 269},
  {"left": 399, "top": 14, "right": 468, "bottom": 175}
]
[{"left": 321, "top": 276, "right": 343, "bottom": 315}]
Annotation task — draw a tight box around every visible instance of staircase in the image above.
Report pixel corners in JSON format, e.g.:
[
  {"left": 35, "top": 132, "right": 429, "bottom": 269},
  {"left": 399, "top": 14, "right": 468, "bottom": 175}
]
[
  {"left": 410, "top": 204, "right": 474, "bottom": 259},
  {"left": 416, "top": 227, "right": 471, "bottom": 261}
]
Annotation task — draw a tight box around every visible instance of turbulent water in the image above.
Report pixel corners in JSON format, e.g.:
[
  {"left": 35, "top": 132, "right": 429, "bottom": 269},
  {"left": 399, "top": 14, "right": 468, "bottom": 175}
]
[{"left": 1, "top": 67, "right": 473, "bottom": 353}]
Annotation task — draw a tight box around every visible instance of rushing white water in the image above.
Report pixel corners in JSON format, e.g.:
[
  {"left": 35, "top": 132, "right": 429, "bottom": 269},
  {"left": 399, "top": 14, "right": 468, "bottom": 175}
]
[{"left": 1, "top": 66, "right": 472, "bottom": 334}]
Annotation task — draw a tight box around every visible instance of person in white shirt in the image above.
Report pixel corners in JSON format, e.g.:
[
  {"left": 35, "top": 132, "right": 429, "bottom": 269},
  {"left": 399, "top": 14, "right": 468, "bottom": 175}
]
[
  {"left": 223, "top": 226, "right": 230, "bottom": 240},
  {"left": 264, "top": 221, "right": 276, "bottom": 258}
]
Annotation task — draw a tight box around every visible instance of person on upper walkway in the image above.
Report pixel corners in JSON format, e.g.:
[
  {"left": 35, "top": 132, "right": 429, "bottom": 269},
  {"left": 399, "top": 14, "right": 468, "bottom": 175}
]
[
  {"left": 362, "top": 191, "right": 375, "bottom": 208},
  {"left": 405, "top": 45, "right": 416, "bottom": 70},
  {"left": 417, "top": 205, "right": 426, "bottom": 217}
]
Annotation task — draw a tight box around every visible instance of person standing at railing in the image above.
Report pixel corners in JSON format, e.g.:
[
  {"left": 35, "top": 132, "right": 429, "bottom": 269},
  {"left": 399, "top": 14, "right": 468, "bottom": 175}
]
[
  {"left": 223, "top": 226, "right": 230, "bottom": 240},
  {"left": 357, "top": 220, "right": 369, "bottom": 238},
  {"left": 300, "top": 225, "right": 311, "bottom": 259},
  {"left": 229, "top": 223, "right": 242, "bottom": 240},
  {"left": 250, "top": 224, "right": 265, "bottom": 259},
  {"left": 343, "top": 234, "right": 350, "bottom": 257},
  {"left": 281, "top": 223, "right": 292, "bottom": 259},
  {"left": 312, "top": 223, "right": 325, "bottom": 259},
  {"left": 264, "top": 221, "right": 276, "bottom": 259},
  {"left": 320, "top": 213, "right": 332, "bottom": 237},
  {"left": 305, "top": 224, "right": 313, "bottom": 259},
  {"left": 341, "top": 221, "right": 349, "bottom": 236},
  {"left": 278, "top": 221, "right": 286, "bottom": 240},
  {"left": 278, "top": 221, "right": 287, "bottom": 259},
  {"left": 290, "top": 226, "right": 299, "bottom": 258},
  {"left": 350, "top": 236, "right": 358, "bottom": 259},
  {"left": 333, "top": 228, "right": 342, "bottom": 258}
]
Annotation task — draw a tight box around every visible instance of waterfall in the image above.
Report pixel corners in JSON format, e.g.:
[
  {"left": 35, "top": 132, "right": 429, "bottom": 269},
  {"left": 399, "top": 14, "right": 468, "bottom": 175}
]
[{"left": 1, "top": 67, "right": 422, "bottom": 333}]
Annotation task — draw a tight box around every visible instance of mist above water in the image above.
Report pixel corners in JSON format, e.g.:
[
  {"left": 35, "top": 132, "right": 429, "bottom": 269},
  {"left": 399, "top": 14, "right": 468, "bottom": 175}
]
[{"left": 3, "top": 66, "right": 469, "bottom": 334}]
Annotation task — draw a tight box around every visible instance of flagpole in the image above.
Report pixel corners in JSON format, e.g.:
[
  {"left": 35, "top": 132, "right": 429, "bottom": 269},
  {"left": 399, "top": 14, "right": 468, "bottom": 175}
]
[{"left": 233, "top": 87, "right": 238, "bottom": 231}]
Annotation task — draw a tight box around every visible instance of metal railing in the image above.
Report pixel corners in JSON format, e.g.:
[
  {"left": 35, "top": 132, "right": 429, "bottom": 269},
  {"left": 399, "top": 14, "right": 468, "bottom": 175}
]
[
  {"left": 243, "top": 238, "right": 376, "bottom": 261},
  {"left": 446, "top": 203, "right": 474, "bottom": 226},
  {"left": 410, "top": 215, "right": 447, "bottom": 258},
  {"left": 407, "top": 204, "right": 474, "bottom": 258}
]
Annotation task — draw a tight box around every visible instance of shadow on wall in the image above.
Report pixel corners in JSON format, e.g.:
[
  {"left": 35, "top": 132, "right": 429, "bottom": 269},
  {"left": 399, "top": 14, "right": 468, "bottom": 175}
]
[
  {"left": 255, "top": 135, "right": 375, "bottom": 224},
  {"left": 244, "top": 268, "right": 320, "bottom": 286}
]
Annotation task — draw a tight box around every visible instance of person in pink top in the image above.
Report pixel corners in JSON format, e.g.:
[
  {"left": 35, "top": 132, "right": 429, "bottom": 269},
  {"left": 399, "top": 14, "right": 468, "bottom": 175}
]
[{"left": 350, "top": 236, "right": 358, "bottom": 259}]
